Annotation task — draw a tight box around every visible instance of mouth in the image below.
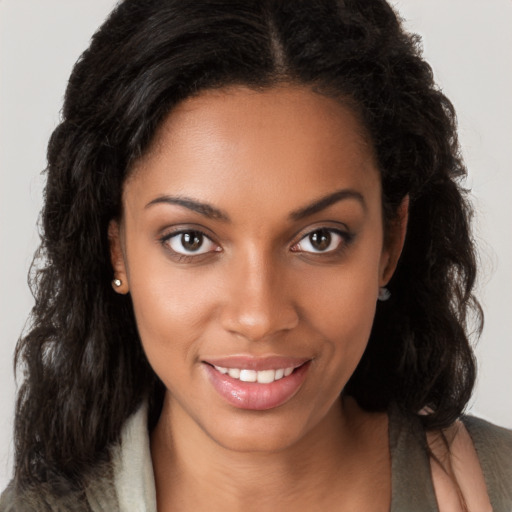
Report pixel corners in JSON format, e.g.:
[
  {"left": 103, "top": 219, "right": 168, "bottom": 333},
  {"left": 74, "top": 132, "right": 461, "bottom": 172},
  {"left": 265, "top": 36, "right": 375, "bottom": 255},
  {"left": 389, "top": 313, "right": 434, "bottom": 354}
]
[
  {"left": 202, "top": 357, "right": 311, "bottom": 411},
  {"left": 211, "top": 365, "right": 298, "bottom": 384}
]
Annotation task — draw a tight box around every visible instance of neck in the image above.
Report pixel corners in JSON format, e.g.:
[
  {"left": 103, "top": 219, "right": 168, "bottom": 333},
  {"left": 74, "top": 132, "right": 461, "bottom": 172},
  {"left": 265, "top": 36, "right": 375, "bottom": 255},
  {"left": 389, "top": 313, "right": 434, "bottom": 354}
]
[{"left": 151, "top": 395, "right": 390, "bottom": 512}]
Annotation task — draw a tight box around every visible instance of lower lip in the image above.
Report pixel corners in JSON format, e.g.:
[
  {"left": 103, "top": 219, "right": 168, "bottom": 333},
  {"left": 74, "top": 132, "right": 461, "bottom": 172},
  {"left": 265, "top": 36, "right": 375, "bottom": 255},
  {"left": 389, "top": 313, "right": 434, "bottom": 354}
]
[{"left": 204, "top": 362, "right": 310, "bottom": 411}]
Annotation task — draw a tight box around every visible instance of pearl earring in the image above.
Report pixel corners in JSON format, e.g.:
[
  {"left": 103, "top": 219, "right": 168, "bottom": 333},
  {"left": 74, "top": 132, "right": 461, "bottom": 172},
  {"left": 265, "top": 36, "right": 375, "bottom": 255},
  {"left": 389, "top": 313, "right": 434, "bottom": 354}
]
[
  {"left": 112, "top": 278, "right": 122, "bottom": 288},
  {"left": 378, "top": 287, "right": 391, "bottom": 301}
]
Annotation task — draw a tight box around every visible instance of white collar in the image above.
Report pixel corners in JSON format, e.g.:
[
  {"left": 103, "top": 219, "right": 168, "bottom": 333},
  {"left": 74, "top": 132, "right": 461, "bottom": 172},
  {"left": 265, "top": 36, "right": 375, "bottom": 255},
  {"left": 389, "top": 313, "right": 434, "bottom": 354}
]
[{"left": 111, "top": 402, "right": 157, "bottom": 511}]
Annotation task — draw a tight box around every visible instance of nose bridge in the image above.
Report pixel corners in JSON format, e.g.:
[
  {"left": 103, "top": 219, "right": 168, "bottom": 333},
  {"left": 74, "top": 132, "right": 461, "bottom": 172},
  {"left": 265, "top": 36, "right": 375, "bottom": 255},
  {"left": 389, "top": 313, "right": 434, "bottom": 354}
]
[{"left": 221, "top": 247, "right": 298, "bottom": 341}]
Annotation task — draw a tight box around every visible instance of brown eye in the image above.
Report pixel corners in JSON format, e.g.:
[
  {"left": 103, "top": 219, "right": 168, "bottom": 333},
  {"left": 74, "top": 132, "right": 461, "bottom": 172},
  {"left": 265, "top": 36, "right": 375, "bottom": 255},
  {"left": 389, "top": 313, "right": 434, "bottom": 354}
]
[
  {"left": 309, "top": 229, "right": 331, "bottom": 251},
  {"left": 166, "top": 230, "right": 218, "bottom": 255},
  {"left": 181, "top": 232, "right": 203, "bottom": 251},
  {"left": 293, "top": 228, "right": 346, "bottom": 254}
]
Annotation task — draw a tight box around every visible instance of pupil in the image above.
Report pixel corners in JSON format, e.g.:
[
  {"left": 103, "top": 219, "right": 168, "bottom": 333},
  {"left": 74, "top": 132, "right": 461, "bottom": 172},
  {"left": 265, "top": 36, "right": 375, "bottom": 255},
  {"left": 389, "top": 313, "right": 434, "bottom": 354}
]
[
  {"left": 310, "top": 230, "right": 331, "bottom": 251},
  {"left": 182, "top": 232, "right": 202, "bottom": 251}
]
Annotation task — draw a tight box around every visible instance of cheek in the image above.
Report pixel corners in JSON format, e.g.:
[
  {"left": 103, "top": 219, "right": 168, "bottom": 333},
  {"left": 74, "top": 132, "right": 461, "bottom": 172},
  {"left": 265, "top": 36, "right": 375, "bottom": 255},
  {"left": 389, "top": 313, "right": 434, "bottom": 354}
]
[
  {"left": 125, "top": 248, "right": 220, "bottom": 371},
  {"left": 305, "top": 282, "right": 377, "bottom": 403},
  {"left": 297, "top": 246, "right": 381, "bottom": 365},
  {"left": 309, "top": 277, "right": 377, "bottom": 359}
]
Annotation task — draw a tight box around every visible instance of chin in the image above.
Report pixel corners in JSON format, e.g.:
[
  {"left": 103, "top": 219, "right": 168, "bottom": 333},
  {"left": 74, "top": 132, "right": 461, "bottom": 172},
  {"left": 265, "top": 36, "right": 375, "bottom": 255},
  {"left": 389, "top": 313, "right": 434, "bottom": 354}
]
[{"left": 202, "top": 411, "right": 313, "bottom": 454}]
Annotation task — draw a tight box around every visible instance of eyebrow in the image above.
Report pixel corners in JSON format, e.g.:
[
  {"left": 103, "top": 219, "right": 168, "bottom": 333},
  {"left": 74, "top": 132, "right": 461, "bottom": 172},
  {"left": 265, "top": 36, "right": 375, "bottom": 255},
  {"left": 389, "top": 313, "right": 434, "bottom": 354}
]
[
  {"left": 145, "top": 188, "right": 366, "bottom": 223},
  {"left": 289, "top": 189, "right": 366, "bottom": 221},
  {"left": 145, "top": 195, "right": 231, "bottom": 222}
]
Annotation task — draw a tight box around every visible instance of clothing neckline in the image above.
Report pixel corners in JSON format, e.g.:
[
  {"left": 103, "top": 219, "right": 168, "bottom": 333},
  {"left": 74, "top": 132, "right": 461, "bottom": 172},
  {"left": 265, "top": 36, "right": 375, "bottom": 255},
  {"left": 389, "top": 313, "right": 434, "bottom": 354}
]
[
  {"left": 388, "top": 404, "right": 439, "bottom": 512},
  {"left": 111, "top": 402, "right": 439, "bottom": 512}
]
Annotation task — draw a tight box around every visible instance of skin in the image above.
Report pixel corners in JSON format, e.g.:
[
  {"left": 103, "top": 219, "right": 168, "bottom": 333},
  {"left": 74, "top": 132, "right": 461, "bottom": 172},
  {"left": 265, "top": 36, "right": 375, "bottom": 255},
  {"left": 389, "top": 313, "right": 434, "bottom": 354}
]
[
  {"left": 109, "top": 85, "right": 408, "bottom": 511},
  {"left": 428, "top": 424, "right": 492, "bottom": 511}
]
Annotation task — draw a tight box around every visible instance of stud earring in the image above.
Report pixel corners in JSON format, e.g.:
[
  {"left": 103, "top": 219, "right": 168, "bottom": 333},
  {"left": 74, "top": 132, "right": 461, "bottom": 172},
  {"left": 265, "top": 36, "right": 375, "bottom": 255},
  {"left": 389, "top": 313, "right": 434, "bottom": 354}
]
[
  {"left": 112, "top": 278, "right": 122, "bottom": 288},
  {"left": 378, "top": 287, "right": 391, "bottom": 301}
]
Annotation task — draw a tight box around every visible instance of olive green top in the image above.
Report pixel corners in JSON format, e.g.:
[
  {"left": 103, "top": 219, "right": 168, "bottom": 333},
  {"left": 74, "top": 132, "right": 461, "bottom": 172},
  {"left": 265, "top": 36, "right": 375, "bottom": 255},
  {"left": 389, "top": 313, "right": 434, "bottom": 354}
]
[{"left": 389, "top": 405, "right": 512, "bottom": 512}]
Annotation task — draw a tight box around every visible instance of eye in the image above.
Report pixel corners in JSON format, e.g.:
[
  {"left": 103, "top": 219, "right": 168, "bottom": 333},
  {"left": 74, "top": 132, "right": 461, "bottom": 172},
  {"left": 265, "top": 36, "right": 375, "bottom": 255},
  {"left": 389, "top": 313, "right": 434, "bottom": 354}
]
[
  {"left": 164, "top": 230, "right": 219, "bottom": 256},
  {"left": 292, "top": 228, "right": 347, "bottom": 254}
]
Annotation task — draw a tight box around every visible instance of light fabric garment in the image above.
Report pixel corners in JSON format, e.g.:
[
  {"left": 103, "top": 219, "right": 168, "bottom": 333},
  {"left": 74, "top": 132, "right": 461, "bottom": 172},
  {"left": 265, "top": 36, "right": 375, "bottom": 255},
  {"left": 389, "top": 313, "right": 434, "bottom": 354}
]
[{"left": 112, "top": 402, "right": 157, "bottom": 512}]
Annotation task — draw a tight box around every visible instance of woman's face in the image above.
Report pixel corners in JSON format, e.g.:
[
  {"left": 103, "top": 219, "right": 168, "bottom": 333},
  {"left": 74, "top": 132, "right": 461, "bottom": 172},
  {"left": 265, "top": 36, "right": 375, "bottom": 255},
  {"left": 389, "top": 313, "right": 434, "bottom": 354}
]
[{"left": 111, "top": 85, "right": 405, "bottom": 452}]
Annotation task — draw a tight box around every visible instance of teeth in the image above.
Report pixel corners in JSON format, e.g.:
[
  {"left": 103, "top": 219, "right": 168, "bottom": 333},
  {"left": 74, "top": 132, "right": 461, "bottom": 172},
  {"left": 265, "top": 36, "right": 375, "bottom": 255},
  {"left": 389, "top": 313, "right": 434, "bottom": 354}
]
[
  {"left": 227, "top": 368, "right": 240, "bottom": 379},
  {"left": 239, "top": 369, "right": 257, "bottom": 382},
  {"left": 257, "top": 370, "right": 275, "bottom": 384},
  {"left": 214, "top": 365, "right": 297, "bottom": 383}
]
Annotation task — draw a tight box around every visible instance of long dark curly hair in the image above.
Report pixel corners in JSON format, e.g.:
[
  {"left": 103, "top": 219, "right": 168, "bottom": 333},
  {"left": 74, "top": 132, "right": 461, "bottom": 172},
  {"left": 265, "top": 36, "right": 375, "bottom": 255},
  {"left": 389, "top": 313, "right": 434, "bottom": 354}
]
[{"left": 13, "top": 0, "right": 481, "bottom": 488}]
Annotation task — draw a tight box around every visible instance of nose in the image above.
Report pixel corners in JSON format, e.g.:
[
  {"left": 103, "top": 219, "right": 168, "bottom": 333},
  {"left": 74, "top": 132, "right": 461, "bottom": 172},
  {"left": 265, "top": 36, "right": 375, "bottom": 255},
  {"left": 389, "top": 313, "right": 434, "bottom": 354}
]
[{"left": 220, "top": 252, "right": 299, "bottom": 342}]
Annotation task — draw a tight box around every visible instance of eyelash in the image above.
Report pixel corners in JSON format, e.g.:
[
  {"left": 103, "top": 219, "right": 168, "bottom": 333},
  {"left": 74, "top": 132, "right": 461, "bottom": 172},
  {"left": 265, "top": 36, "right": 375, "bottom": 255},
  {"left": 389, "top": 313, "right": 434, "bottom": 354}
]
[
  {"left": 159, "top": 227, "right": 354, "bottom": 262},
  {"left": 291, "top": 228, "right": 353, "bottom": 256},
  {"left": 160, "top": 229, "right": 220, "bottom": 263}
]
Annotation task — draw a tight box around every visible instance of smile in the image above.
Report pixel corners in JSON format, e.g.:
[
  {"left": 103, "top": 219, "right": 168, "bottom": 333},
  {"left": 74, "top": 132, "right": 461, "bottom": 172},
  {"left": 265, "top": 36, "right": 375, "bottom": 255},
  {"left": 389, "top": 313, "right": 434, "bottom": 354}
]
[
  {"left": 204, "top": 358, "right": 311, "bottom": 410},
  {"left": 213, "top": 366, "right": 295, "bottom": 383}
]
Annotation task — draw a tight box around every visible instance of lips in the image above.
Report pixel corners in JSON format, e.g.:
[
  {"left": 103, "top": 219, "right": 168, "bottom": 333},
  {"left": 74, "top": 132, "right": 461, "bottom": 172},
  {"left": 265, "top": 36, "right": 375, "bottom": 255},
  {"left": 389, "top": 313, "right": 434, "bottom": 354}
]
[{"left": 203, "top": 356, "right": 311, "bottom": 411}]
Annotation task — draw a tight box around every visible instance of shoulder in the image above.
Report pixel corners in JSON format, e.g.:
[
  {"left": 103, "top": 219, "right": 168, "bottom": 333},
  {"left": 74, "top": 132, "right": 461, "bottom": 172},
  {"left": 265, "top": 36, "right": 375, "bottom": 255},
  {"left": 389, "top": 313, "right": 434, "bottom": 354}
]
[
  {"left": 0, "top": 461, "right": 119, "bottom": 512},
  {"left": 0, "top": 479, "right": 88, "bottom": 512},
  {"left": 461, "top": 415, "right": 512, "bottom": 510},
  {"left": 427, "top": 415, "right": 512, "bottom": 512},
  {"left": 0, "top": 403, "right": 151, "bottom": 512},
  {"left": 461, "top": 414, "right": 512, "bottom": 461}
]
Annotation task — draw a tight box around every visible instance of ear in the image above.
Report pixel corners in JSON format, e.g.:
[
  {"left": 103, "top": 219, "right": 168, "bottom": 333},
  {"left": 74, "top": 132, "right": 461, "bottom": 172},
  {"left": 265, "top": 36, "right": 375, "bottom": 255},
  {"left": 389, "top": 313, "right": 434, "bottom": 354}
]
[
  {"left": 379, "top": 195, "right": 409, "bottom": 286},
  {"left": 108, "top": 220, "right": 130, "bottom": 294}
]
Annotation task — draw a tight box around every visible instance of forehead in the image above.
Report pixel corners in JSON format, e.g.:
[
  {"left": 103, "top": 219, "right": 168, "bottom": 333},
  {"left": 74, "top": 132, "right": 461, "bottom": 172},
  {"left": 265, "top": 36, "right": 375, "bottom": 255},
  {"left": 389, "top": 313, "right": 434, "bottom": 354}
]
[{"left": 126, "top": 85, "right": 380, "bottom": 218}]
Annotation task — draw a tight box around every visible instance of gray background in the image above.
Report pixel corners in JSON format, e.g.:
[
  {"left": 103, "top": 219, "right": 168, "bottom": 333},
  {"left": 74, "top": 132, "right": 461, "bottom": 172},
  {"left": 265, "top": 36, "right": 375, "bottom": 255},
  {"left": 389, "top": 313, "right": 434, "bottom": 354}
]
[{"left": 1, "top": 0, "right": 511, "bottom": 489}]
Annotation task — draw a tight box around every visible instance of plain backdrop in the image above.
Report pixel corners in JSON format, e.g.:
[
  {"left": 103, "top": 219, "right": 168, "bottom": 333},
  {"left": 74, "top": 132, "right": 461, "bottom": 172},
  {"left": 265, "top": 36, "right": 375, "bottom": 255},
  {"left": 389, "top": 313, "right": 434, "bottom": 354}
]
[{"left": 1, "top": 0, "right": 511, "bottom": 489}]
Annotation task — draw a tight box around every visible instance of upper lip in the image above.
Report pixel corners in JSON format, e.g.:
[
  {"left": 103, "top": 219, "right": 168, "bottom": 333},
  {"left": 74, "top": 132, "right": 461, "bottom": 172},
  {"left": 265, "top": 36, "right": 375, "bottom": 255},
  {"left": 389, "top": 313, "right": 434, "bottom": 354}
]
[{"left": 202, "top": 355, "right": 311, "bottom": 371}]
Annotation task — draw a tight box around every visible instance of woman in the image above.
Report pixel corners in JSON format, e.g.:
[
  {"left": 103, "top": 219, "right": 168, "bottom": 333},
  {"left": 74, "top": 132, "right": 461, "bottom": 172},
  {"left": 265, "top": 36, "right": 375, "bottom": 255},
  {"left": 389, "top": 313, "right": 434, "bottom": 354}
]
[{"left": 1, "top": 0, "right": 511, "bottom": 510}]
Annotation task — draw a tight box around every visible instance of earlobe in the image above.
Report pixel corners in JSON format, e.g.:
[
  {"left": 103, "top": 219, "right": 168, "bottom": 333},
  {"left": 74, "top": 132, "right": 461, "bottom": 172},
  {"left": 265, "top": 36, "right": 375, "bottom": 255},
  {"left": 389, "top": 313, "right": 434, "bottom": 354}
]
[
  {"left": 379, "top": 195, "right": 409, "bottom": 287},
  {"left": 108, "top": 220, "right": 130, "bottom": 294}
]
